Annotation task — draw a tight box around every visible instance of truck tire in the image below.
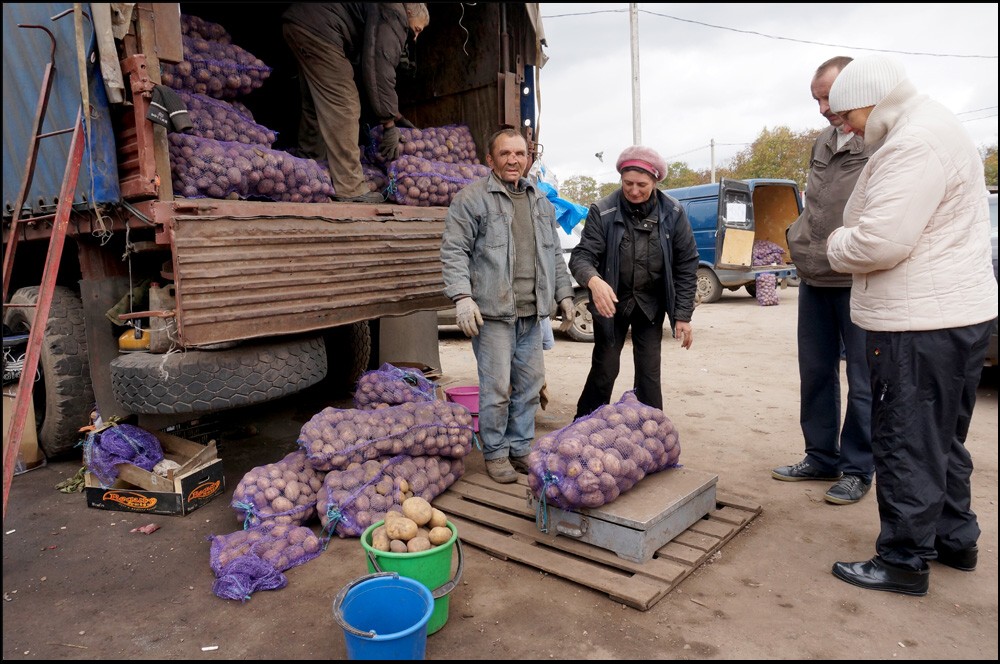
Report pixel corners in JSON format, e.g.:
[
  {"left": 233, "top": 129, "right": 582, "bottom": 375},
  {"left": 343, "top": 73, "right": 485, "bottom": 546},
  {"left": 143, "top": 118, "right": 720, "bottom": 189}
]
[
  {"left": 3, "top": 286, "right": 95, "bottom": 458},
  {"left": 745, "top": 281, "right": 757, "bottom": 298},
  {"left": 566, "top": 293, "right": 595, "bottom": 343},
  {"left": 110, "top": 336, "right": 327, "bottom": 414},
  {"left": 696, "top": 267, "right": 723, "bottom": 304},
  {"left": 324, "top": 321, "right": 372, "bottom": 396}
]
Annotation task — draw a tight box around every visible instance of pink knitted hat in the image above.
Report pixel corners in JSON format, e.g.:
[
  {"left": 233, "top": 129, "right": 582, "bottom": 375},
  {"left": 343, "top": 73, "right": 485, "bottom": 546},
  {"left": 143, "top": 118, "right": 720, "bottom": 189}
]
[{"left": 616, "top": 145, "right": 667, "bottom": 181}]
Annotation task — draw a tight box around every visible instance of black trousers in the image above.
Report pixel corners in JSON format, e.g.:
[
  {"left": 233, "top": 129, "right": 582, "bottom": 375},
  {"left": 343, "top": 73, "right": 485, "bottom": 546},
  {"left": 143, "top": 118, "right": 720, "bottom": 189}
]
[
  {"left": 575, "top": 306, "right": 665, "bottom": 419},
  {"left": 868, "top": 321, "right": 991, "bottom": 570}
]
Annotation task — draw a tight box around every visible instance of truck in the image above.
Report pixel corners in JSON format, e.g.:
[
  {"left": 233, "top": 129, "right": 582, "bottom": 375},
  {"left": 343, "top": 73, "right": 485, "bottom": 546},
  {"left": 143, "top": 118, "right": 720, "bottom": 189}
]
[
  {"left": 2, "top": 3, "right": 546, "bottom": 459},
  {"left": 663, "top": 178, "right": 801, "bottom": 303}
]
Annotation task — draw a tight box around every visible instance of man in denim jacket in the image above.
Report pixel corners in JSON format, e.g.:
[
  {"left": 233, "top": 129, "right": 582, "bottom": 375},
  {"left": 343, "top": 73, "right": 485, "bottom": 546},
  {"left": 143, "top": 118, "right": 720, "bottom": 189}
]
[{"left": 441, "top": 127, "right": 575, "bottom": 483}]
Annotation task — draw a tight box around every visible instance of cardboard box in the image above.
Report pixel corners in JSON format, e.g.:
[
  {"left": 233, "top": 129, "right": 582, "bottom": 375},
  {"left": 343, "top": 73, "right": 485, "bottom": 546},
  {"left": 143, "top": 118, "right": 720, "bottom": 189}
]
[{"left": 84, "top": 431, "right": 225, "bottom": 516}]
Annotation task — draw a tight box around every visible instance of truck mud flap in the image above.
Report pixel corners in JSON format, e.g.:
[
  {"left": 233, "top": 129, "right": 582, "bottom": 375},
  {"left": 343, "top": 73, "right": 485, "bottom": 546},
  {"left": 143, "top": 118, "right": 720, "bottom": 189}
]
[{"left": 110, "top": 336, "right": 327, "bottom": 415}]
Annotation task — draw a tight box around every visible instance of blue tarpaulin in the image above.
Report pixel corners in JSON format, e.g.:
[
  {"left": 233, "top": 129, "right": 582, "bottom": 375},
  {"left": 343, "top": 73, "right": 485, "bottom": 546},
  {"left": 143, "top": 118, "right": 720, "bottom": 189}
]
[{"left": 537, "top": 180, "right": 587, "bottom": 234}]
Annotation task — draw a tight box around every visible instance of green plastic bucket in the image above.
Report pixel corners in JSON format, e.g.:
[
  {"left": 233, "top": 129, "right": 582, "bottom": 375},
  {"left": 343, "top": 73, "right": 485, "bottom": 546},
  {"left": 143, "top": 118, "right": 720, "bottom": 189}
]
[{"left": 360, "top": 520, "right": 463, "bottom": 636}]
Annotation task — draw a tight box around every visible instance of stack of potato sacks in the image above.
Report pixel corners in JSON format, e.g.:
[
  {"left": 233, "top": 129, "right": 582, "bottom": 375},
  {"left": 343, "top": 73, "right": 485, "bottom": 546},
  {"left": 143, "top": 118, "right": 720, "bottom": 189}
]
[
  {"left": 164, "top": 14, "right": 335, "bottom": 203},
  {"left": 209, "top": 363, "right": 473, "bottom": 601},
  {"left": 366, "top": 124, "right": 490, "bottom": 206}
]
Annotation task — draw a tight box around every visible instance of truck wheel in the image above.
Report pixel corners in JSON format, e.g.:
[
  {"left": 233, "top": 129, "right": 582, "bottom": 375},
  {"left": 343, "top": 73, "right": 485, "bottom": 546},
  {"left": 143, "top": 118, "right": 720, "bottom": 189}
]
[
  {"left": 566, "top": 293, "right": 595, "bottom": 343},
  {"left": 324, "top": 321, "right": 372, "bottom": 396},
  {"left": 696, "top": 267, "right": 723, "bottom": 304},
  {"left": 4, "top": 286, "right": 95, "bottom": 458},
  {"left": 745, "top": 281, "right": 757, "bottom": 298},
  {"left": 109, "top": 336, "right": 327, "bottom": 414}
]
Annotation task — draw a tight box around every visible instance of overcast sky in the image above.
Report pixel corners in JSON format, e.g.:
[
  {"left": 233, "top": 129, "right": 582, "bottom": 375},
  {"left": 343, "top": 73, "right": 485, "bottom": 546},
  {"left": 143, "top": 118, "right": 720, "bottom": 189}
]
[{"left": 534, "top": 3, "right": 999, "bottom": 185}]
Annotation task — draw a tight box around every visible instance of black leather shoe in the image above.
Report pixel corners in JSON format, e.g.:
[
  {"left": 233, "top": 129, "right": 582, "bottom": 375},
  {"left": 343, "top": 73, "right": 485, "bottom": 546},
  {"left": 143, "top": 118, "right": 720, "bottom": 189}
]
[
  {"left": 772, "top": 460, "right": 842, "bottom": 482},
  {"left": 831, "top": 556, "right": 929, "bottom": 596},
  {"left": 934, "top": 544, "right": 978, "bottom": 572}
]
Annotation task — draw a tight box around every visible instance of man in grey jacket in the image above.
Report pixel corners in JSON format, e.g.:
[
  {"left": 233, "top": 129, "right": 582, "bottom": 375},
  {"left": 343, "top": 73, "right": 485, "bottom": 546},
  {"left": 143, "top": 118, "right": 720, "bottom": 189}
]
[
  {"left": 773, "top": 56, "right": 879, "bottom": 505},
  {"left": 441, "top": 127, "right": 575, "bottom": 483}
]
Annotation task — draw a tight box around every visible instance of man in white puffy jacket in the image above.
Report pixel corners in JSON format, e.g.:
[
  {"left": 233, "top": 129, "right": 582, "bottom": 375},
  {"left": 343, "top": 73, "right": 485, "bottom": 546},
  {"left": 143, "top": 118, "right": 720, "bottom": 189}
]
[{"left": 825, "top": 55, "right": 998, "bottom": 597}]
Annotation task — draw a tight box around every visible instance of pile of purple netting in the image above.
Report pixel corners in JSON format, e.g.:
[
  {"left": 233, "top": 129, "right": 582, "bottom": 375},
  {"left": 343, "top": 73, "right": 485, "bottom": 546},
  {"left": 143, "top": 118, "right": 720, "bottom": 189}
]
[{"left": 83, "top": 423, "right": 164, "bottom": 487}]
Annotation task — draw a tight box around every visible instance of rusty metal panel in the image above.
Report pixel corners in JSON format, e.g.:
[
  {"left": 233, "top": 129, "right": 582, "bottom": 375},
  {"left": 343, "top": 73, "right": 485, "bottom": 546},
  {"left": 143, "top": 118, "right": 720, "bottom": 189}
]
[{"left": 160, "top": 200, "right": 451, "bottom": 346}]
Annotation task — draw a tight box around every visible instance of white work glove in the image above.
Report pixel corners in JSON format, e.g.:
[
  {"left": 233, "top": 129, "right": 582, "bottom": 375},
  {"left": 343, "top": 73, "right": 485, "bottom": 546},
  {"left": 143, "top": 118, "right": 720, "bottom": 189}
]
[
  {"left": 557, "top": 297, "right": 575, "bottom": 333},
  {"left": 455, "top": 297, "right": 483, "bottom": 337}
]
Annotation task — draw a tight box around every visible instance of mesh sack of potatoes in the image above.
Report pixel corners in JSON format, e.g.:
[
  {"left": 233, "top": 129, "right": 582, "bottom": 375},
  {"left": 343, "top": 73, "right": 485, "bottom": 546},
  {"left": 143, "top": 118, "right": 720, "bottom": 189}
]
[
  {"left": 231, "top": 450, "right": 324, "bottom": 528},
  {"left": 180, "top": 13, "right": 232, "bottom": 44},
  {"left": 161, "top": 34, "right": 271, "bottom": 100},
  {"left": 208, "top": 522, "right": 323, "bottom": 601},
  {"left": 353, "top": 362, "right": 438, "bottom": 410},
  {"left": 176, "top": 90, "right": 276, "bottom": 147},
  {"left": 317, "top": 455, "right": 464, "bottom": 538},
  {"left": 297, "top": 400, "right": 475, "bottom": 472},
  {"left": 385, "top": 155, "right": 490, "bottom": 207},
  {"left": 168, "top": 134, "right": 335, "bottom": 202},
  {"left": 526, "top": 390, "right": 681, "bottom": 511}
]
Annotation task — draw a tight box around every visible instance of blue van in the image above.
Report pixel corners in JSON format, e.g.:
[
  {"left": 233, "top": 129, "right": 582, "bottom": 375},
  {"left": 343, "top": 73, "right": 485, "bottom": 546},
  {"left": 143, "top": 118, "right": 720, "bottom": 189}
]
[{"left": 664, "top": 178, "right": 801, "bottom": 303}]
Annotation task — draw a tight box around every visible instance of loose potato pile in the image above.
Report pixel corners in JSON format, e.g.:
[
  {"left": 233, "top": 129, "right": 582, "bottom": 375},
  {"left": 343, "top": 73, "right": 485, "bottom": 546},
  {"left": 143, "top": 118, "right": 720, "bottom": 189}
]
[
  {"left": 353, "top": 362, "right": 438, "bottom": 410},
  {"left": 526, "top": 391, "right": 681, "bottom": 510},
  {"left": 368, "top": 497, "right": 453, "bottom": 554}
]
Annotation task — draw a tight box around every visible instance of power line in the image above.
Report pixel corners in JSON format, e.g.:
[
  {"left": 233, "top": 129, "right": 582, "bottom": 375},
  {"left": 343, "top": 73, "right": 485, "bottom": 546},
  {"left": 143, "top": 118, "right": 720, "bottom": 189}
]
[{"left": 542, "top": 7, "right": 998, "bottom": 59}]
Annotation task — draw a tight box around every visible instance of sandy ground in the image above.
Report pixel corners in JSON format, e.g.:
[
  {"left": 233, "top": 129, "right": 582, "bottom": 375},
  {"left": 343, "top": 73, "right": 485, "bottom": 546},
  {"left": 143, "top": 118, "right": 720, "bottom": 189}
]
[{"left": 2, "top": 285, "right": 997, "bottom": 660}]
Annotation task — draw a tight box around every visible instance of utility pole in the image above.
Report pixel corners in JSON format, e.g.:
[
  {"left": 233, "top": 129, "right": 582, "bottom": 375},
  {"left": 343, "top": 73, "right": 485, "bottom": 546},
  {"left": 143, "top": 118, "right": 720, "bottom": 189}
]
[
  {"left": 710, "top": 138, "right": 716, "bottom": 183},
  {"left": 629, "top": 3, "right": 641, "bottom": 145}
]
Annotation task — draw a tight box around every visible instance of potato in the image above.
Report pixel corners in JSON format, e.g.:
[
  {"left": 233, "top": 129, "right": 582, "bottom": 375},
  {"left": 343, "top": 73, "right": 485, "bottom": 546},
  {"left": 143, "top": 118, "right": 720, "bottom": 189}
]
[
  {"left": 385, "top": 517, "right": 418, "bottom": 541},
  {"left": 389, "top": 539, "right": 408, "bottom": 553},
  {"left": 428, "top": 508, "right": 448, "bottom": 529},
  {"left": 428, "top": 526, "right": 451, "bottom": 546},
  {"left": 371, "top": 526, "right": 390, "bottom": 552},
  {"left": 407, "top": 536, "right": 431, "bottom": 553},
  {"left": 402, "top": 496, "right": 433, "bottom": 526}
]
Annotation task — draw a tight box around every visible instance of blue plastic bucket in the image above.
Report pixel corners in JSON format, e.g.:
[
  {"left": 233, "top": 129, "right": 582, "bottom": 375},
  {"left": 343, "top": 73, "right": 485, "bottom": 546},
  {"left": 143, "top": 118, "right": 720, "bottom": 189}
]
[{"left": 333, "top": 572, "right": 434, "bottom": 660}]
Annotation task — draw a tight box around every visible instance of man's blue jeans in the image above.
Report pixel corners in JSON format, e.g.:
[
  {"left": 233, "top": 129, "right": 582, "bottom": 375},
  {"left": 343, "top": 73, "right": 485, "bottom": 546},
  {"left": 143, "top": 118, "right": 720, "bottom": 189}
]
[
  {"left": 797, "top": 282, "right": 873, "bottom": 479},
  {"left": 471, "top": 317, "right": 544, "bottom": 461}
]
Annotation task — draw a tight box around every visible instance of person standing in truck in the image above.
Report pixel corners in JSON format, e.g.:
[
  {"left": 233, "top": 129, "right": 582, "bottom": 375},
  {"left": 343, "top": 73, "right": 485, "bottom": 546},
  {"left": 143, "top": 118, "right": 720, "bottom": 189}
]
[
  {"left": 440, "top": 127, "right": 576, "bottom": 484},
  {"left": 282, "top": 3, "right": 429, "bottom": 203},
  {"left": 568, "top": 146, "right": 699, "bottom": 419},
  {"left": 772, "top": 56, "right": 879, "bottom": 506},
  {"left": 825, "top": 55, "right": 997, "bottom": 596}
]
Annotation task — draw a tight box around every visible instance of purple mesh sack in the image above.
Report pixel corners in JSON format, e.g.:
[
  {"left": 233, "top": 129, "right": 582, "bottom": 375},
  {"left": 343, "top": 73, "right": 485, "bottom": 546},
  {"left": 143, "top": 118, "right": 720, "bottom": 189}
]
[
  {"left": 208, "top": 522, "right": 323, "bottom": 601},
  {"left": 180, "top": 14, "right": 232, "bottom": 44},
  {"left": 353, "top": 362, "right": 437, "bottom": 410},
  {"left": 317, "top": 455, "right": 464, "bottom": 538},
  {"left": 169, "top": 134, "right": 335, "bottom": 202},
  {"left": 231, "top": 450, "right": 324, "bottom": 528},
  {"left": 751, "top": 240, "right": 786, "bottom": 306},
  {"left": 386, "top": 155, "right": 489, "bottom": 207},
  {"left": 161, "top": 35, "right": 271, "bottom": 100},
  {"left": 527, "top": 391, "right": 680, "bottom": 511},
  {"left": 368, "top": 124, "right": 481, "bottom": 167},
  {"left": 83, "top": 423, "right": 165, "bottom": 487},
  {"left": 298, "top": 401, "right": 475, "bottom": 472},
  {"left": 176, "top": 90, "right": 276, "bottom": 147}
]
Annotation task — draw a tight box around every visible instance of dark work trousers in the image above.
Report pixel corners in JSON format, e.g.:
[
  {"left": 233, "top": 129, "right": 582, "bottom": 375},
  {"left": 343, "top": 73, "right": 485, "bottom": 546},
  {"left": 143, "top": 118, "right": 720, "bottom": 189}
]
[
  {"left": 797, "top": 283, "right": 873, "bottom": 479},
  {"left": 868, "top": 321, "right": 991, "bottom": 570},
  {"left": 575, "top": 306, "right": 665, "bottom": 419}
]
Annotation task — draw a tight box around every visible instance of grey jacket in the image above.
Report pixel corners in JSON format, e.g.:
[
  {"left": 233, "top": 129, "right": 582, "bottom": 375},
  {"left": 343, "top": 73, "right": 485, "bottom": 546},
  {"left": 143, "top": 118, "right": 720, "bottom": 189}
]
[
  {"left": 786, "top": 126, "right": 879, "bottom": 286},
  {"left": 282, "top": 3, "right": 408, "bottom": 122},
  {"left": 441, "top": 174, "right": 575, "bottom": 321}
]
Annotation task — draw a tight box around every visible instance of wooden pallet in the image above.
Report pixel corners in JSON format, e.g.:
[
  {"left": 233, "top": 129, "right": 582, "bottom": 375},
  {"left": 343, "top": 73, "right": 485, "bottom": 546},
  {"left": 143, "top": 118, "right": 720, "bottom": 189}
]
[{"left": 433, "top": 471, "right": 762, "bottom": 611}]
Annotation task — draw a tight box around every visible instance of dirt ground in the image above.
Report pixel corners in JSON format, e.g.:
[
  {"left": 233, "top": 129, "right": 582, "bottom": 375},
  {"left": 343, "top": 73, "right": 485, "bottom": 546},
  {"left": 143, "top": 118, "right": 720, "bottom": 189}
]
[{"left": 2, "top": 285, "right": 997, "bottom": 660}]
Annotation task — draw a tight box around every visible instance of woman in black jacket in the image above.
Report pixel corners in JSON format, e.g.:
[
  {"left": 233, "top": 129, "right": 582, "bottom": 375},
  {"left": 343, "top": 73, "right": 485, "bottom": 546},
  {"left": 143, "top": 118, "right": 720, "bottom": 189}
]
[{"left": 569, "top": 145, "right": 699, "bottom": 419}]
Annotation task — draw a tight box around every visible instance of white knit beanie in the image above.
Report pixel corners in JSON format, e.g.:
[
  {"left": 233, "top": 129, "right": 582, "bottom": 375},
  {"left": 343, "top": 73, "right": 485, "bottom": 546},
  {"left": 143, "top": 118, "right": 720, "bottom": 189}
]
[{"left": 829, "top": 55, "right": 908, "bottom": 114}]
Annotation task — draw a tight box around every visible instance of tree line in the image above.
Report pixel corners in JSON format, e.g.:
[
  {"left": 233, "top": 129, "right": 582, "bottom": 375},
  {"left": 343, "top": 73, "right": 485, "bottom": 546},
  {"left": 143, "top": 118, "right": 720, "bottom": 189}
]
[{"left": 558, "top": 126, "right": 999, "bottom": 207}]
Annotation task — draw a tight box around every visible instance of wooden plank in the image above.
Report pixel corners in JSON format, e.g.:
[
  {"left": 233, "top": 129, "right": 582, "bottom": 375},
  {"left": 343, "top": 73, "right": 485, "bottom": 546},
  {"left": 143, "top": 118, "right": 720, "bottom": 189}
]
[{"left": 435, "top": 473, "right": 761, "bottom": 611}]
